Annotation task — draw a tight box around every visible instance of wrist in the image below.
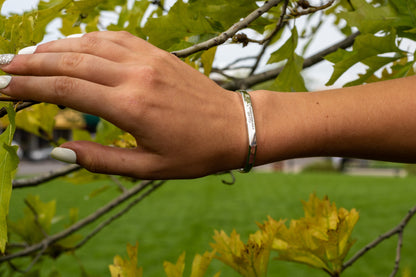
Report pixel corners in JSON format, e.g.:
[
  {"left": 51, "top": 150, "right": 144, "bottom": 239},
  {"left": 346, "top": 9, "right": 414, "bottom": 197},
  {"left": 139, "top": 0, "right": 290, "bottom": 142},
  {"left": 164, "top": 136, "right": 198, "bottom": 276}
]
[{"left": 249, "top": 90, "right": 328, "bottom": 165}]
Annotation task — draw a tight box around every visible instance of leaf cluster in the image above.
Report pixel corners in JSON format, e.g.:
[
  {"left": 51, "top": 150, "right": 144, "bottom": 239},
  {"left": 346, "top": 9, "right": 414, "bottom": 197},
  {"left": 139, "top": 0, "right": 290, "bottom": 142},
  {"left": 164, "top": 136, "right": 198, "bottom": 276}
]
[
  {"left": 325, "top": 0, "right": 416, "bottom": 86},
  {"left": 110, "top": 194, "right": 359, "bottom": 277}
]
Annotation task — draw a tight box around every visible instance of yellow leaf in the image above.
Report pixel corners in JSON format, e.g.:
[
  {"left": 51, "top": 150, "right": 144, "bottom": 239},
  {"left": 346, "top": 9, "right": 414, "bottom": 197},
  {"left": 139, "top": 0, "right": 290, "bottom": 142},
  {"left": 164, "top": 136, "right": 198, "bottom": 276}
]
[
  {"left": 190, "top": 250, "right": 218, "bottom": 277},
  {"left": 15, "top": 103, "right": 60, "bottom": 139},
  {"left": 109, "top": 242, "right": 143, "bottom": 277},
  {"left": 211, "top": 217, "right": 285, "bottom": 277},
  {"left": 113, "top": 132, "right": 137, "bottom": 148},
  {"left": 402, "top": 266, "right": 411, "bottom": 277},
  {"left": 164, "top": 252, "right": 186, "bottom": 277},
  {"left": 272, "top": 193, "right": 359, "bottom": 276},
  {"left": 201, "top": 46, "right": 217, "bottom": 76}
]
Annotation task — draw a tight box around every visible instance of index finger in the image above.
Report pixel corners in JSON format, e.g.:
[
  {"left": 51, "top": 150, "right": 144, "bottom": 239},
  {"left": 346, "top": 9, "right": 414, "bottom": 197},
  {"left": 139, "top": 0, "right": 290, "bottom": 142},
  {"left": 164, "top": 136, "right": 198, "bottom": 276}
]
[{"left": 1, "top": 75, "right": 116, "bottom": 120}]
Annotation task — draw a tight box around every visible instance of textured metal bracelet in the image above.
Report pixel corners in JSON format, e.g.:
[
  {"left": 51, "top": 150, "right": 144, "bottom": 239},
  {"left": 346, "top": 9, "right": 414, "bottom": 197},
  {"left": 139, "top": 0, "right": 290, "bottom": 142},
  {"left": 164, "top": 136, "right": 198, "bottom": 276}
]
[{"left": 238, "top": 90, "right": 257, "bottom": 173}]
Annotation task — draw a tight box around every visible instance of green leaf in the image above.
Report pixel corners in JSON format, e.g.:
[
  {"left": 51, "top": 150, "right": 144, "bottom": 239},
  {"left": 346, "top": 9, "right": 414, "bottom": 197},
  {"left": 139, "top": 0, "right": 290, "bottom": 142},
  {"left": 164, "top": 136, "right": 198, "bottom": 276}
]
[
  {"left": 268, "top": 26, "right": 299, "bottom": 64},
  {"left": 107, "top": 0, "right": 151, "bottom": 39},
  {"left": 271, "top": 53, "right": 307, "bottom": 92},
  {"left": 267, "top": 27, "right": 307, "bottom": 92},
  {"left": 344, "top": 55, "right": 402, "bottom": 87},
  {"left": 72, "top": 128, "right": 93, "bottom": 142},
  {"left": 144, "top": 0, "right": 215, "bottom": 50},
  {"left": 95, "top": 119, "right": 125, "bottom": 145},
  {"left": 8, "top": 195, "right": 56, "bottom": 245},
  {"left": 325, "top": 32, "right": 405, "bottom": 86},
  {"left": 339, "top": 0, "right": 398, "bottom": 33},
  {"left": 0, "top": 104, "right": 18, "bottom": 253}
]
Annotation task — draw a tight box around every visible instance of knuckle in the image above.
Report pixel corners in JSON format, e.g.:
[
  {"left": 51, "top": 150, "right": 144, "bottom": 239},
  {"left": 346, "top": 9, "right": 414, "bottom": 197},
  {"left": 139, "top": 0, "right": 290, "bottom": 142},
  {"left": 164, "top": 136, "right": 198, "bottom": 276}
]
[
  {"left": 59, "top": 53, "right": 84, "bottom": 71},
  {"left": 79, "top": 35, "right": 102, "bottom": 52},
  {"left": 137, "top": 65, "right": 161, "bottom": 86},
  {"left": 117, "top": 30, "right": 132, "bottom": 39},
  {"left": 53, "top": 77, "right": 77, "bottom": 98}
]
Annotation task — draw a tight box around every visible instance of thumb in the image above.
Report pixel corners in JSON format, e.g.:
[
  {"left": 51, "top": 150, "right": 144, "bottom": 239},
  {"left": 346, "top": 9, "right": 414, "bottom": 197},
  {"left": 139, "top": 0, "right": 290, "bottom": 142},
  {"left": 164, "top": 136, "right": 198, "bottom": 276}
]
[{"left": 51, "top": 141, "right": 160, "bottom": 179}]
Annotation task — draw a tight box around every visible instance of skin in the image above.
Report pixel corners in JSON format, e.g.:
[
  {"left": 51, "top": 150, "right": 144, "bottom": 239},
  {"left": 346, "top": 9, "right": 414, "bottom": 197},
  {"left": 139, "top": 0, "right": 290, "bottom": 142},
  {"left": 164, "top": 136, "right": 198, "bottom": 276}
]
[{"left": 0, "top": 31, "right": 416, "bottom": 179}]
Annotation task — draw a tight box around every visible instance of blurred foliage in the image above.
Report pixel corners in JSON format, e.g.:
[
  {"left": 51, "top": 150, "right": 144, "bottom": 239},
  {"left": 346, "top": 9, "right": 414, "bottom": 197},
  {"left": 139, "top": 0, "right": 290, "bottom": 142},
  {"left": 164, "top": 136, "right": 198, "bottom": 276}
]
[{"left": 1, "top": 0, "right": 415, "bottom": 275}]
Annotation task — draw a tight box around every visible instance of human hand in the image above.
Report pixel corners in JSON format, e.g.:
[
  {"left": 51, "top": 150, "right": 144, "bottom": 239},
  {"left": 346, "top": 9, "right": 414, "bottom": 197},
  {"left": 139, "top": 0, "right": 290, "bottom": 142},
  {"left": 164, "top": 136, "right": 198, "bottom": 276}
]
[{"left": 0, "top": 31, "right": 247, "bottom": 179}]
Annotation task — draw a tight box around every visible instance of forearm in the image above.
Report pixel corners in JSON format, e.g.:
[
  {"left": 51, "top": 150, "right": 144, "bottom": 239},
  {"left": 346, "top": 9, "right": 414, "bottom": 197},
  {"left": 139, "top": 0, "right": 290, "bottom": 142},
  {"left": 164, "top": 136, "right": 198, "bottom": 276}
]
[{"left": 251, "top": 76, "right": 416, "bottom": 164}]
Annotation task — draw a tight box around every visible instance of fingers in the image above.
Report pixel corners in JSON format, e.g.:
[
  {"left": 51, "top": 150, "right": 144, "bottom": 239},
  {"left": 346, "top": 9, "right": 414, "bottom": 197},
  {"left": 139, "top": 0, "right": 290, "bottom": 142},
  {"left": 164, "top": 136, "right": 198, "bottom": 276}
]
[
  {"left": 1, "top": 75, "right": 115, "bottom": 118},
  {"left": 4, "top": 52, "right": 124, "bottom": 87},
  {"left": 55, "top": 141, "right": 164, "bottom": 180},
  {"left": 36, "top": 31, "right": 153, "bottom": 62}
]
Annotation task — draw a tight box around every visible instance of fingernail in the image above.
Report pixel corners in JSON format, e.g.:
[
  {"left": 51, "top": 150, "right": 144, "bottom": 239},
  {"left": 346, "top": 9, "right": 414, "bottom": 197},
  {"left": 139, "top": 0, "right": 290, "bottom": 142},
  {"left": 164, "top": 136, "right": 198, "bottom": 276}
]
[
  {"left": 66, "top": 33, "right": 85, "bottom": 38},
  {"left": 0, "top": 54, "right": 15, "bottom": 65},
  {"left": 0, "top": 76, "right": 12, "bottom": 89},
  {"left": 18, "top": 46, "right": 37, "bottom": 55},
  {"left": 51, "top": 147, "right": 77, "bottom": 164}
]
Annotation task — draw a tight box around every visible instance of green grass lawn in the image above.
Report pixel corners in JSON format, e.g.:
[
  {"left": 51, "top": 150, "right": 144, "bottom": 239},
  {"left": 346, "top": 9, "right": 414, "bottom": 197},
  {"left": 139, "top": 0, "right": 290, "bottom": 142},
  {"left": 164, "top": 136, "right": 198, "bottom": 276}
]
[{"left": 8, "top": 172, "right": 416, "bottom": 277}]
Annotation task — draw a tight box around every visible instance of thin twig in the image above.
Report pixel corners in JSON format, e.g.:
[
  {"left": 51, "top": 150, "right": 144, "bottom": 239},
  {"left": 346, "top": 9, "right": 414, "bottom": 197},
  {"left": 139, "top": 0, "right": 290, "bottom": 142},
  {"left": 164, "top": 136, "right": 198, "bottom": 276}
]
[
  {"left": 24, "top": 199, "right": 49, "bottom": 238},
  {"left": 222, "top": 31, "right": 359, "bottom": 90},
  {"left": 13, "top": 164, "right": 82, "bottom": 189},
  {"left": 110, "top": 175, "right": 128, "bottom": 193},
  {"left": 70, "top": 180, "right": 165, "bottom": 250},
  {"left": 390, "top": 230, "right": 404, "bottom": 277},
  {"left": 172, "top": 0, "right": 283, "bottom": 58},
  {"left": 211, "top": 68, "right": 239, "bottom": 80},
  {"left": 0, "top": 180, "right": 155, "bottom": 263},
  {"left": 219, "top": 56, "right": 258, "bottom": 71},
  {"left": 342, "top": 204, "right": 416, "bottom": 272},
  {"left": 249, "top": 0, "right": 289, "bottom": 75},
  {"left": 290, "top": 0, "right": 335, "bottom": 17},
  {"left": 258, "top": 0, "right": 289, "bottom": 45},
  {"left": 25, "top": 242, "right": 48, "bottom": 273}
]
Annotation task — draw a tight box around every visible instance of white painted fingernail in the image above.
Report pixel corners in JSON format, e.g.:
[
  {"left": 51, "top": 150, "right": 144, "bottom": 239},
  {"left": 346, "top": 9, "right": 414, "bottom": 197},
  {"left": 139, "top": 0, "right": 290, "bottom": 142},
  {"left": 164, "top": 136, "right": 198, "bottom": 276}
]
[
  {"left": 51, "top": 147, "right": 77, "bottom": 164},
  {"left": 18, "top": 46, "right": 37, "bottom": 55},
  {"left": 66, "top": 33, "right": 85, "bottom": 38},
  {"left": 0, "top": 54, "right": 15, "bottom": 65},
  {"left": 0, "top": 76, "right": 12, "bottom": 89}
]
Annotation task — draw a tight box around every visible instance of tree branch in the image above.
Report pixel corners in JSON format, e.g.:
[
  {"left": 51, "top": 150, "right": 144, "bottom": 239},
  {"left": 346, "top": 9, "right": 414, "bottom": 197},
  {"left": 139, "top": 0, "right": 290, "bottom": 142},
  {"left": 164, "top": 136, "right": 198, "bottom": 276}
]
[
  {"left": 222, "top": 31, "right": 359, "bottom": 90},
  {"left": 290, "top": 0, "right": 336, "bottom": 17},
  {"left": 249, "top": 0, "right": 289, "bottom": 75},
  {"left": 219, "top": 56, "right": 258, "bottom": 71},
  {"left": 13, "top": 164, "right": 82, "bottom": 189},
  {"left": 171, "top": 0, "right": 283, "bottom": 58},
  {"left": 342, "top": 204, "right": 416, "bottom": 272},
  {"left": 390, "top": 230, "right": 404, "bottom": 277},
  {"left": 70, "top": 180, "right": 165, "bottom": 251},
  {"left": 258, "top": 0, "right": 289, "bottom": 45},
  {"left": 0, "top": 180, "right": 158, "bottom": 263}
]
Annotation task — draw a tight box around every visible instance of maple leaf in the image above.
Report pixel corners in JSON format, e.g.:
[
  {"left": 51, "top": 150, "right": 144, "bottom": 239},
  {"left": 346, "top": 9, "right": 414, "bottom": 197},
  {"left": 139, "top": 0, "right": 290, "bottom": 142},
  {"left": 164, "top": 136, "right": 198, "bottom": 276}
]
[
  {"left": 164, "top": 251, "right": 220, "bottom": 277},
  {"left": 190, "top": 251, "right": 220, "bottom": 277},
  {"left": 272, "top": 194, "right": 359, "bottom": 276},
  {"left": 211, "top": 217, "right": 285, "bottom": 277},
  {"left": 109, "top": 242, "right": 143, "bottom": 277},
  {"left": 164, "top": 252, "right": 186, "bottom": 277}
]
